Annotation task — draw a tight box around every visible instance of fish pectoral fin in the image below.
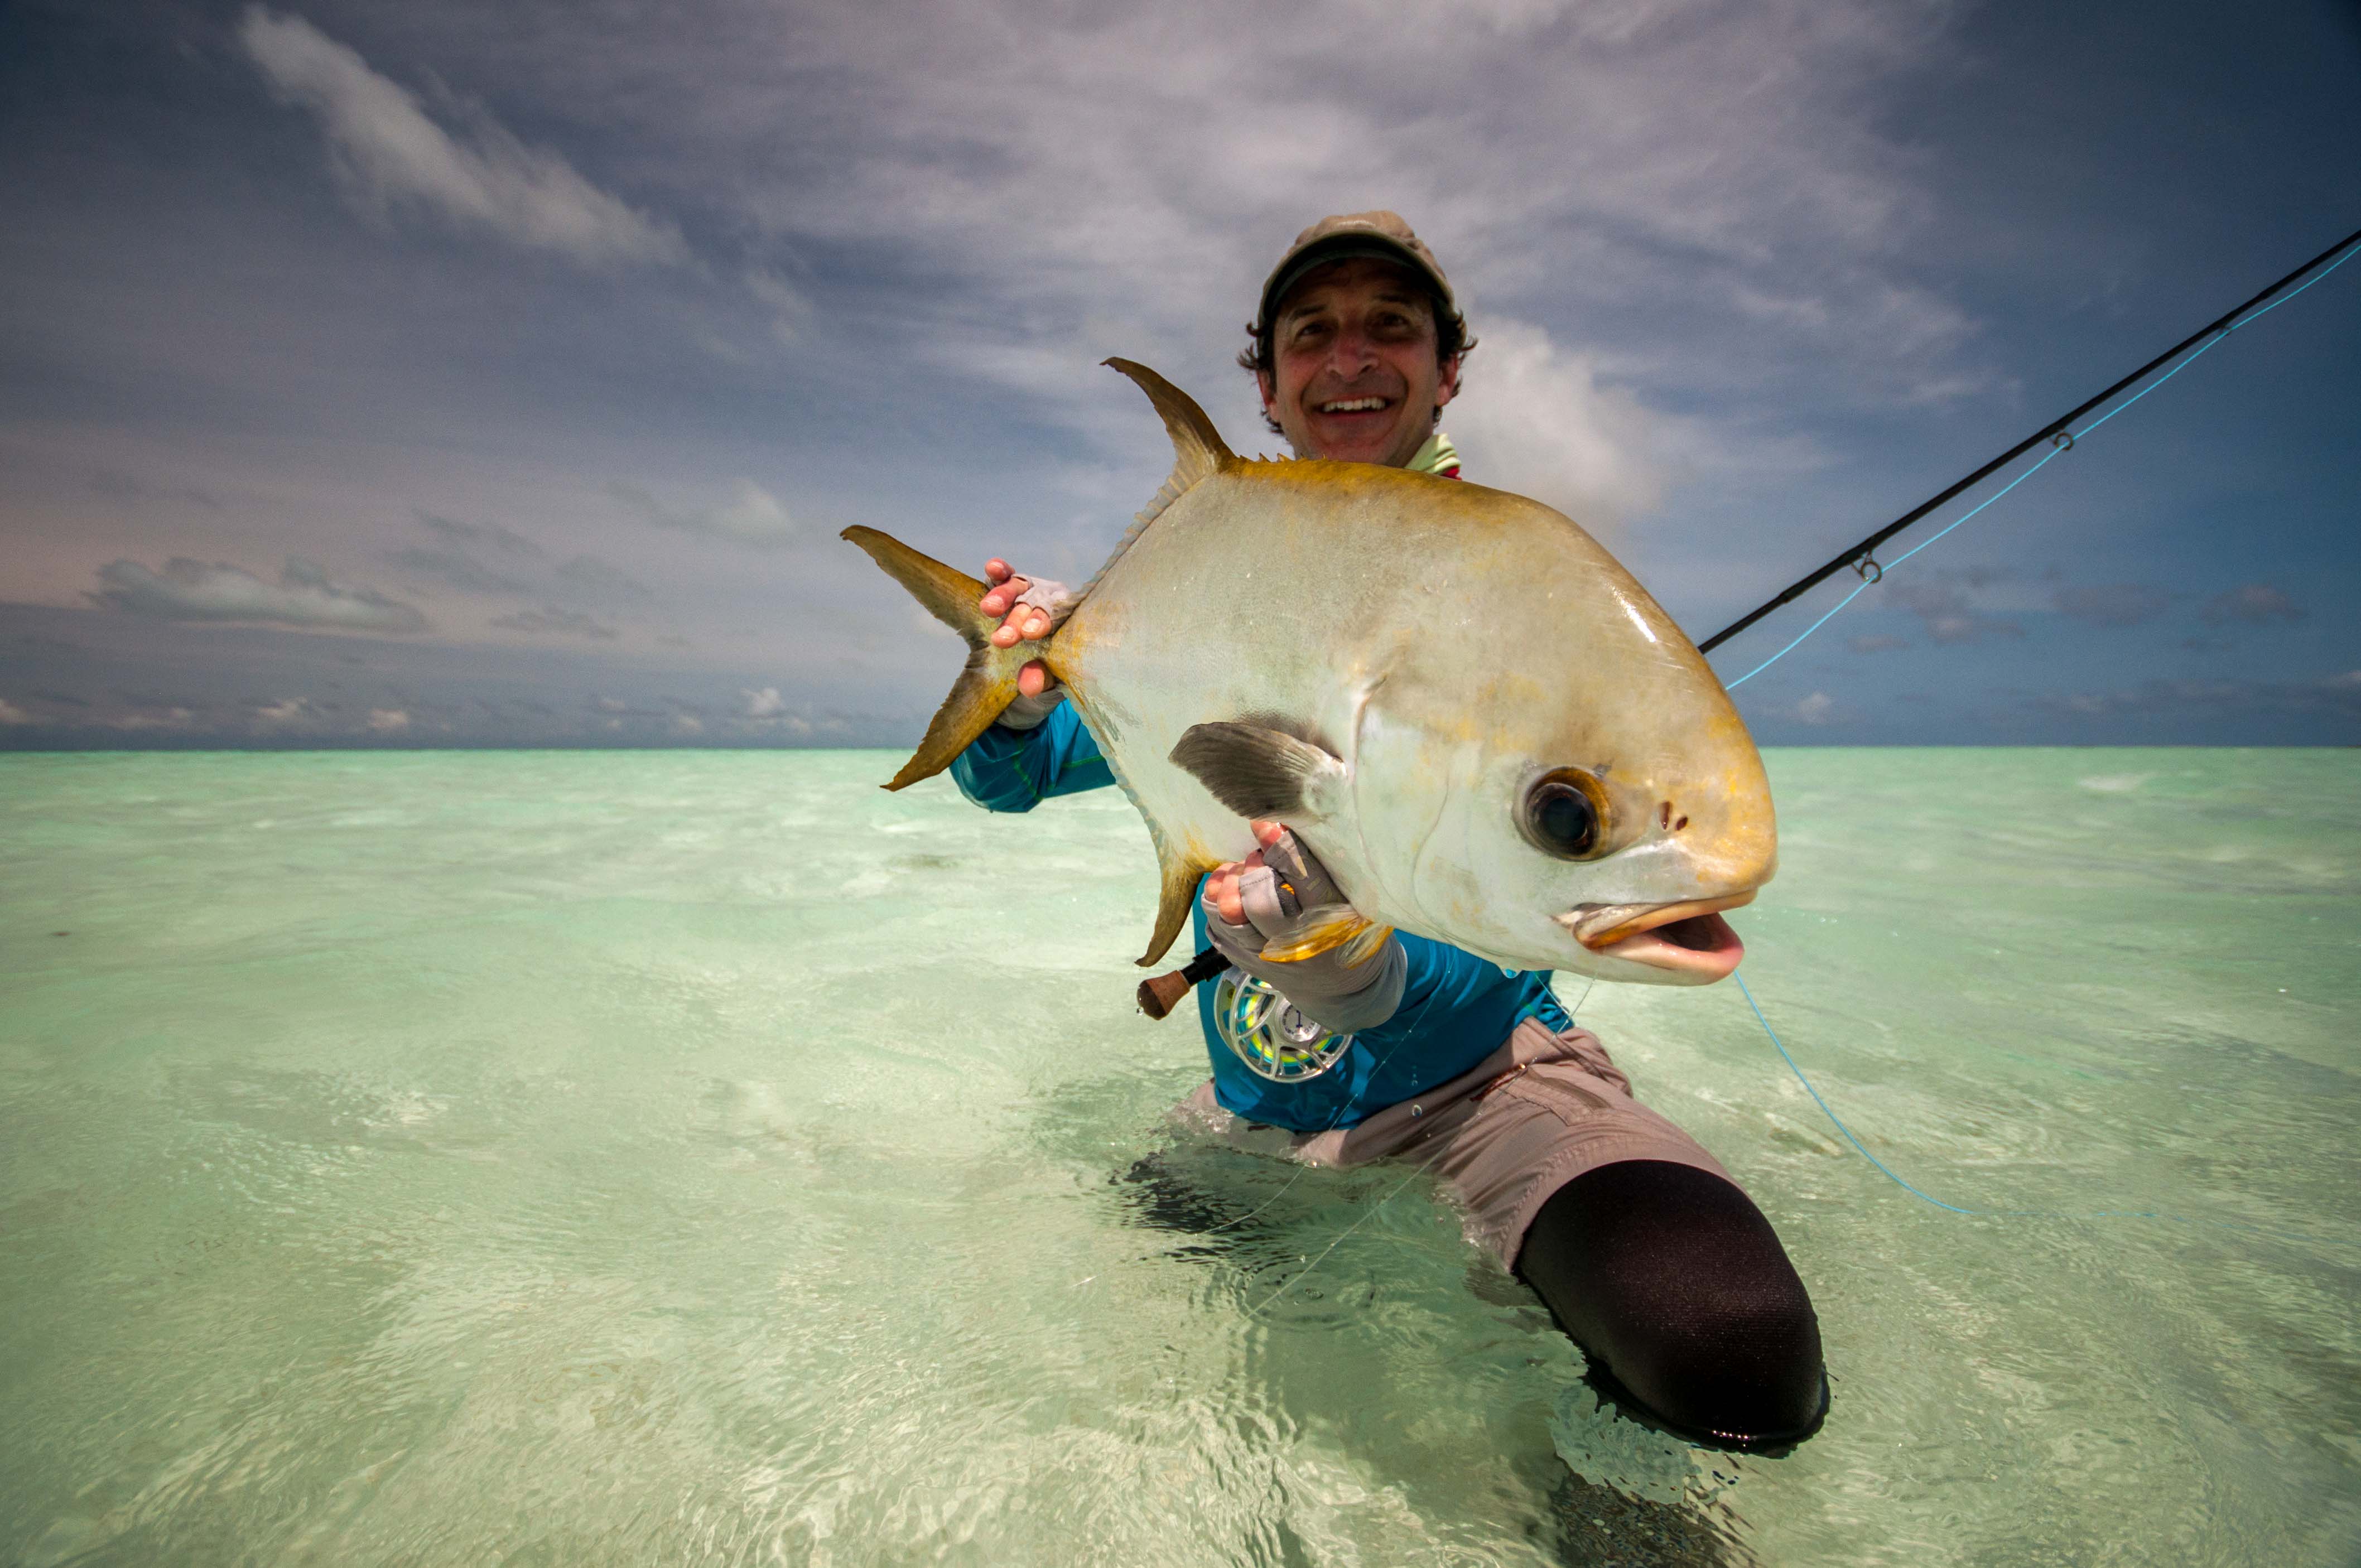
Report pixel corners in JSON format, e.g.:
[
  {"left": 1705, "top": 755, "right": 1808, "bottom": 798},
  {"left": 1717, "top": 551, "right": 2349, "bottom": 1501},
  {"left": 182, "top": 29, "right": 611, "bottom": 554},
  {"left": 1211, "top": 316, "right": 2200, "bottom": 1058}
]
[
  {"left": 1259, "top": 906, "right": 1391, "bottom": 966},
  {"left": 841, "top": 525, "right": 1043, "bottom": 792},
  {"left": 1169, "top": 721, "right": 1347, "bottom": 823}
]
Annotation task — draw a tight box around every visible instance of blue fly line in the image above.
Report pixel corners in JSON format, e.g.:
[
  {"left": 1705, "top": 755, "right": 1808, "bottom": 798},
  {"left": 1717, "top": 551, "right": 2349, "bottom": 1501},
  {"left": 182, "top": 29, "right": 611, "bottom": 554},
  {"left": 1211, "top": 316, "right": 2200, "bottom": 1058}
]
[
  {"left": 1719, "top": 239, "right": 2359, "bottom": 691},
  {"left": 1733, "top": 973, "right": 2354, "bottom": 1251}
]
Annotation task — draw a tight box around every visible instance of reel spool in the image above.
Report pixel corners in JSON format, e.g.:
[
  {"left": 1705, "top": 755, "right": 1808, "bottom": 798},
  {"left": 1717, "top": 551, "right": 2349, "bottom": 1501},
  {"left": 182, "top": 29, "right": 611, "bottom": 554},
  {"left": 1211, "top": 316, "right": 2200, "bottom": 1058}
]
[{"left": 1211, "top": 968, "right": 1352, "bottom": 1083}]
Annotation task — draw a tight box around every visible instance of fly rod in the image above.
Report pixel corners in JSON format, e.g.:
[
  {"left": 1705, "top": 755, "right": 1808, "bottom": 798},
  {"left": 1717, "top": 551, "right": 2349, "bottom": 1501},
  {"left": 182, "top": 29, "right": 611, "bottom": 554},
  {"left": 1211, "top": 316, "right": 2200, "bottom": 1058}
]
[{"left": 1698, "top": 224, "right": 2361, "bottom": 656}]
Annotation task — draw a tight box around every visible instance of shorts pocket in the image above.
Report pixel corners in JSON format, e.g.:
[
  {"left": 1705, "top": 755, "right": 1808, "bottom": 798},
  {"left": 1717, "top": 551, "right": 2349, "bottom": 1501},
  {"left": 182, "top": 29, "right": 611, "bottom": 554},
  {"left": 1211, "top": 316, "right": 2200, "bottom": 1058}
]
[{"left": 1500, "top": 1066, "right": 1616, "bottom": 1124}]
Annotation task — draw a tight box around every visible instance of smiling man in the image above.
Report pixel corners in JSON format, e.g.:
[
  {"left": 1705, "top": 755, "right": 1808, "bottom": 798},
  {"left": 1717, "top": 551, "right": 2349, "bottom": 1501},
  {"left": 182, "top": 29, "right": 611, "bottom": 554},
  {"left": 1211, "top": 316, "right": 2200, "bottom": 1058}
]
[
  {"left": 951, "top": 213, "right": 1828, "bottom": 1452},
  {"left": 1246, "top": 215, "right": 1467, "bottom": 471}
]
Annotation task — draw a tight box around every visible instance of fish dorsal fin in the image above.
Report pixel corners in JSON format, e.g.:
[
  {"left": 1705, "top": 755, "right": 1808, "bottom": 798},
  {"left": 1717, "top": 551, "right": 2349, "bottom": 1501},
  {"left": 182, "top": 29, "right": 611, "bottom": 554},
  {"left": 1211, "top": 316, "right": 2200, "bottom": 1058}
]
[
  {"left": 1105, "top": 358, "right": 1235, "bottom": 508},
  {"left": 1081, "top": 359, "right": 1239, "bottom": 599}
]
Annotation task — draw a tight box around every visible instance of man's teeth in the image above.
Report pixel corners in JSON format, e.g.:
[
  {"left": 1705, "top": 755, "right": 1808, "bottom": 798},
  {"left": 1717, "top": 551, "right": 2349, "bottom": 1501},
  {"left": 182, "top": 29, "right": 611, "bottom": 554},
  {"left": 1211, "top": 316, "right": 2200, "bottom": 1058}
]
[{"left": 1318, "top": 397, "right": 1387, "bottom": 413}]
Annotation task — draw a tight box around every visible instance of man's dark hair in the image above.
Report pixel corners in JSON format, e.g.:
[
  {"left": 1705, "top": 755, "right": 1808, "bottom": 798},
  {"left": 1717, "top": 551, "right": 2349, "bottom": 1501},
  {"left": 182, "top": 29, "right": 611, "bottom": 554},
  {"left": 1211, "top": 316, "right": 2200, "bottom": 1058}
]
[{"left": 1238, "top": 283, "right": 1475, "bottom": 435}]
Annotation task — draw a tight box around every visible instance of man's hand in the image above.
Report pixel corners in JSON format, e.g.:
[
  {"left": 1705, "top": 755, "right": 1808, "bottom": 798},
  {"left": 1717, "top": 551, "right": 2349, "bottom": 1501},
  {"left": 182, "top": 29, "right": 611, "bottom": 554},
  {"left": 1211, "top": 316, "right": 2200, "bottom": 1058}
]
[
  {"left": 1205, "top": 820, "right": 1290, "bottom": 925},
  {"left": 1200, "top": 821, "right": 1406, "bottom": 1034},
  {"left": 979, "top": 559, "right": 1057, "bottom": 698}
]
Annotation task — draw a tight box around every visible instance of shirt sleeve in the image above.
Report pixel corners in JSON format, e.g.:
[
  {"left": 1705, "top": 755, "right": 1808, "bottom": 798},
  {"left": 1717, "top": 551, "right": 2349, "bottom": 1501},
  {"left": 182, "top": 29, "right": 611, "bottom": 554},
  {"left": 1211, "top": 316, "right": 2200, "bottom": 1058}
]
[
  {"left": 1352, "top": 932, "right": 1570, "bottom": 1056},
  {"left": 948, "top": 702, "right": 1116, "bottom": 813}
]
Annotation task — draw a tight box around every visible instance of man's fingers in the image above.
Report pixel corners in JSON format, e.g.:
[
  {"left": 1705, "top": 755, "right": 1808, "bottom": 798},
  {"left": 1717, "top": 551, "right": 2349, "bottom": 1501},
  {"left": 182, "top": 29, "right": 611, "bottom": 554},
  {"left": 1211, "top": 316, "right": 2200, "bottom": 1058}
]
[
  {"left": 1207, "top": 864, "right": 1241, "bottom": 925},
  {"left": 1251, "top": 820, "right": 1286, "bottom": 847},
  {"left": 1016, "top": 660, "right": 1051, "bottom": 697},
  {"left": 972, "top": 573, "right": 1029, "bottom": 614},
  {"left": 984, "top": 559, "right": 1013, "bottom": 585},
  {"left": 989, "top": 605, "right": 1042, "bottom": 648},
  {"left": 1215, "top": 874, "right": 1245, "bottom": 926}
]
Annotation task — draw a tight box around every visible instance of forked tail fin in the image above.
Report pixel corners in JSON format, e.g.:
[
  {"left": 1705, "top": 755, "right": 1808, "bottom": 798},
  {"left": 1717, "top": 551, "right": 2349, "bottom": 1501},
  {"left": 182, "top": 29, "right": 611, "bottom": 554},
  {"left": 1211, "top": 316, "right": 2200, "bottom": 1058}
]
[{"left": 841, "top": 526, "right": 1048, "bottom": 790}]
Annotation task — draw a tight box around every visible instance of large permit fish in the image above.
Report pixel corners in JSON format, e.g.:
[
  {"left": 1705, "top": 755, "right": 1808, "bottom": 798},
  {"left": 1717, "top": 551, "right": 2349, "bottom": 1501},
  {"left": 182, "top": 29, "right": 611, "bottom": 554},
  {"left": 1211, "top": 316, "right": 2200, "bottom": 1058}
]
[{"left": 844, "top": 360, "right": 1775, "bottom": 985}]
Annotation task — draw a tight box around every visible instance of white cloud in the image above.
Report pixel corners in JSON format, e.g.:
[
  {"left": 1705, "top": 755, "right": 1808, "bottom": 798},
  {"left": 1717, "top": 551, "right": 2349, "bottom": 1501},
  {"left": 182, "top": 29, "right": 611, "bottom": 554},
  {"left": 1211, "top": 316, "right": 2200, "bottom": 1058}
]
[
  {"left": 2202, "top": 583, "right": 2303, "bottom": 626},
  {"left": 1443, "top": 318, "right": 1671, "bottom": 530},
  {"left": 0, "top": 697, "right": 31, "bottom": 725},
  {"left": 254, "top": 697, "right": 310, "bottom": 726},
  {"left": 610, "top": 478, "right": 796, "bottom": 547},
  {"left": 743, "top": 267, "right": 811, "bottom": 345},
  {"left": 366, "top": 708, "right": 410, "bottom": 732},
  {"left": 90, "top": 557, "right": 428, "bottom": 633},
  {"left": 113, "top": 707, "right": 197, "bottom": 731},
  {"left": 238, "top": 8, "right": 687, "bottom": 269},
  {"left": 1793, "top": 691, "right": 1837, "bottom": 725},
  {"left": 738, "top": 686, "right": 815, "bottom": 734}
]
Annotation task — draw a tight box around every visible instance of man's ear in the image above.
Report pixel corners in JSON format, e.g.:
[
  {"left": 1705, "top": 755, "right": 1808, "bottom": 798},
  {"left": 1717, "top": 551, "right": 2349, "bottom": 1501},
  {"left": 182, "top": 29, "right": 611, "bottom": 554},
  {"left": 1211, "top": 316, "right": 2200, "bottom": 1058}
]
[
  {"left": 1433, "top": 353, "right": 1462, "bottom": 413},
  {"left": 1257, "top": 370, "right": 1279, "bottom": 419}
]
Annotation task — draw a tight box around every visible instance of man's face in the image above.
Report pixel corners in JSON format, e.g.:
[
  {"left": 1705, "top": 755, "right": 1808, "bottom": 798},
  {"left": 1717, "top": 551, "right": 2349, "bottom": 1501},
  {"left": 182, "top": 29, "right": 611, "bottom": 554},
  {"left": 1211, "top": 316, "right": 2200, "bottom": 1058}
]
[{"left": 1258, "top": 257, "right": 1460, "bottom": 468}]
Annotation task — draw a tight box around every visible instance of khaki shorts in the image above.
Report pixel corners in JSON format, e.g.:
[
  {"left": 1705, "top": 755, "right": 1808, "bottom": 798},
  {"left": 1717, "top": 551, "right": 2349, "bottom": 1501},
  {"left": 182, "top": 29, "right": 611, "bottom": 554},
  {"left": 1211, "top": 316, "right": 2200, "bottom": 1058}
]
[{"left": 1173, "top": 1018, "right": 1729, "bottom": 1268}]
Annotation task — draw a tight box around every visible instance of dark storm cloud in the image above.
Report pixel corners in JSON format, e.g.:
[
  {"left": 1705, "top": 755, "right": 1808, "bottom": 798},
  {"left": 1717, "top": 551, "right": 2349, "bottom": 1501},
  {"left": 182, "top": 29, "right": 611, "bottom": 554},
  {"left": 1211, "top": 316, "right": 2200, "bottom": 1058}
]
[
  {"left": 416, "top": 511, "right": 544, "bottom": 558},
  {"left": 2201, "top": 584, "right": 2304, "bottom": 626},
  {"left": 552, "top": 554, "right": 654, "bottom": 606},
  {"left": 1885, "top": 579, "right": 2023, "bottom": 646},
  {"left": 89, "top": 557, "right": 428, "bottom": 634},
  {"left": 384, "top": 544, "right": 530, "bottom": 596},
  {"left": 606, "top": 480, "right": 799, "bottom": 548},
  {"left": 2030, "top": 672, "right": 2361, "bottom": 725},
  {"left": 87, "top": 467, "right": 223, "bottom": 511},
  {"left": 2053, "top": 584, "right": 2170, "bottom": 629},
  {"left": 386, "top": 514, "right": 544, "bottom": 597},
  {"left": 490, "top": 606, "right": 620, "bottom": 639}
]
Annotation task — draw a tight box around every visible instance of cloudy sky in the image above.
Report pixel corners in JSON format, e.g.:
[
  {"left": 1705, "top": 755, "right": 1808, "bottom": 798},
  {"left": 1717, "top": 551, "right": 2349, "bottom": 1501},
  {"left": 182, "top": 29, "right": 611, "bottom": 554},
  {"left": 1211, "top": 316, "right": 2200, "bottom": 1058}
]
[{"left": 2, "top": 0, "right": 2356, "bottom": 749}]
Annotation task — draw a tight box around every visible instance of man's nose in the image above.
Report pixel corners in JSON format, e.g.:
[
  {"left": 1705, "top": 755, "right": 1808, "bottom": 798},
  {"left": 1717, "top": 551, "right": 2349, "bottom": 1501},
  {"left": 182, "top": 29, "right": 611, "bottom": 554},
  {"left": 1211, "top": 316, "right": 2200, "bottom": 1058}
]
[{"left": 1324, "top": 324, "right": 1381, "bottom": 375}]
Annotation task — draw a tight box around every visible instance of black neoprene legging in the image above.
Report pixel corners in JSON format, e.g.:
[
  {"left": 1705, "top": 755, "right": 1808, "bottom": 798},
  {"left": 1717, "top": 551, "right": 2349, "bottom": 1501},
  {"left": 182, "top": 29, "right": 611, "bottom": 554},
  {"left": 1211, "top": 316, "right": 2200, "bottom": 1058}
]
[{"left": 1515, "top": 1159, "right": 1828, "bottom": 1450}]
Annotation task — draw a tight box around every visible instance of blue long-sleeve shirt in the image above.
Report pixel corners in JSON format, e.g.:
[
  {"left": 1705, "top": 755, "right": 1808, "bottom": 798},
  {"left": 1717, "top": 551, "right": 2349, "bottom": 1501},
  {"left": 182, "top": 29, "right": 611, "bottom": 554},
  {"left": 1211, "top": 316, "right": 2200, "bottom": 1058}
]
[{"left": 950, "top": 703, "right": 1570, "bottom": 1132}]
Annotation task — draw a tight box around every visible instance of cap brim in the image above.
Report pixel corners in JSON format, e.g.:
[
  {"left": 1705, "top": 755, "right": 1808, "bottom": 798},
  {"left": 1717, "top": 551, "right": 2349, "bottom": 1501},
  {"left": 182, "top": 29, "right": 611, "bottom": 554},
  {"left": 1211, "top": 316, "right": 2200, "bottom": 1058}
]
[{"left": 1259, "top": 237, "right": 1455, "bottom": 332}]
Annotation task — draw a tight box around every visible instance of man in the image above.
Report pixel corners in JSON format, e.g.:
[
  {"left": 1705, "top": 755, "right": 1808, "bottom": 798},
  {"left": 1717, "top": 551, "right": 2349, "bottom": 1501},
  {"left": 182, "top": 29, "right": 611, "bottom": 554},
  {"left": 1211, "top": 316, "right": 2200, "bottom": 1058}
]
[{"left": 953, "top": 213, "right": 1827, "bottom": 1451}]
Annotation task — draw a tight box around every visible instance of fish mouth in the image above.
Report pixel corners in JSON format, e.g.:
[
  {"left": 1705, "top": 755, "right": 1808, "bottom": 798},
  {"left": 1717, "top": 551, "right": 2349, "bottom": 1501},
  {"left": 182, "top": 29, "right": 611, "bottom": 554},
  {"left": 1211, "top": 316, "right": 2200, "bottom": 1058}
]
[{"left": 1555, "top": 892, "right": 1755, "bottom": 983}]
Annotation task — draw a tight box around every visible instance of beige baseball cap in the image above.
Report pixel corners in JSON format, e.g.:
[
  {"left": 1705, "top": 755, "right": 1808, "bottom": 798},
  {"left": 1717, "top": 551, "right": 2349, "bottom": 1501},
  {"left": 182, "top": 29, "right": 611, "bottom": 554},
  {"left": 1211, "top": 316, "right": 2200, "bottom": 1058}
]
[{"left": 1255, "top": 210, "right": 1457, "bottom": 337}]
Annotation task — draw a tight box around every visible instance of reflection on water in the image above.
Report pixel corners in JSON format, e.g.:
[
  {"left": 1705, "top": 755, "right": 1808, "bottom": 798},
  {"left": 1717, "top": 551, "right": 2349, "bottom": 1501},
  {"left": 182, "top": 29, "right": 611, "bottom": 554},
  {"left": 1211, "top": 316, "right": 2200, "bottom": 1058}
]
[{"left": 1, "top": 749, "right": 2355, "bottom": 1565}]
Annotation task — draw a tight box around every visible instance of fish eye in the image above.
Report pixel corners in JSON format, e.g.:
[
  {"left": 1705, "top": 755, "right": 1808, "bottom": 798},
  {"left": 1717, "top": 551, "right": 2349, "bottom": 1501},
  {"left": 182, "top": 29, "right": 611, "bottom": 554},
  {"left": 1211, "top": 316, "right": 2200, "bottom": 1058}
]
[{"left": 1521, "top": 769, "right": 1610, "bottom": 860}]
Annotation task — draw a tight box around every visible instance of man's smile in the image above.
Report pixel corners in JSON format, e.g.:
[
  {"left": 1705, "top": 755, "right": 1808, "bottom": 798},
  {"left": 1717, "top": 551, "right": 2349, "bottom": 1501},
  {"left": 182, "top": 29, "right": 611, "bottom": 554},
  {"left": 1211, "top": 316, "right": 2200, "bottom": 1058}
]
[{"left": 1314, "top": 395, "right": 1391, "bottom": 414}]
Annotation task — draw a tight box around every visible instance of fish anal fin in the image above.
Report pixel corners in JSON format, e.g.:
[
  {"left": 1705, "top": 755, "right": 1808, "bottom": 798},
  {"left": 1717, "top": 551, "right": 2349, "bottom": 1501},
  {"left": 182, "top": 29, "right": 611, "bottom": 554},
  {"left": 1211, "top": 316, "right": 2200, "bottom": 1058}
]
[
  {"left": 841, "top": 524, "right": 1045, "bottom": 791},
  {"left": 1170, "top": 720, "right": 1346, "bottom": 823},
  {"left": 1139, "top": 845, "right": 1213, "bottom": 968}
]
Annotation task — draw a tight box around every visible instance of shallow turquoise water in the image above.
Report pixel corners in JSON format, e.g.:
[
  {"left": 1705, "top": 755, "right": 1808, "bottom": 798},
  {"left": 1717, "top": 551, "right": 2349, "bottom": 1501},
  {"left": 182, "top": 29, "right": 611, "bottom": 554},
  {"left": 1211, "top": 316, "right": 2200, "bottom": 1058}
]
[{"left": 2, "top": 749, "right": 2356, "bottom": 1566}]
